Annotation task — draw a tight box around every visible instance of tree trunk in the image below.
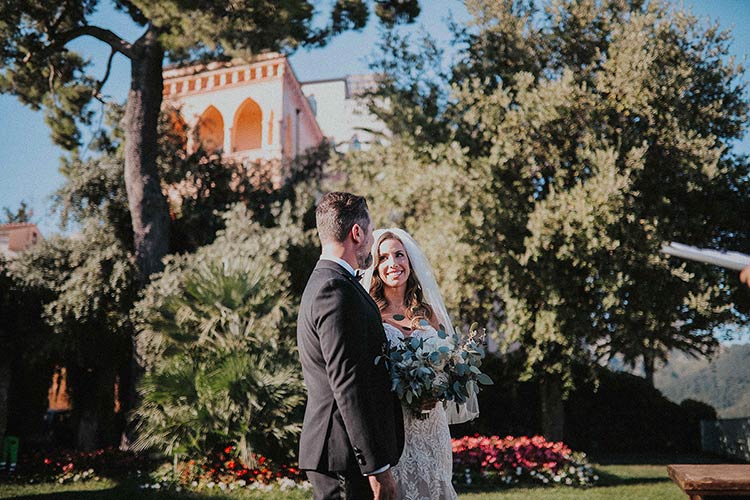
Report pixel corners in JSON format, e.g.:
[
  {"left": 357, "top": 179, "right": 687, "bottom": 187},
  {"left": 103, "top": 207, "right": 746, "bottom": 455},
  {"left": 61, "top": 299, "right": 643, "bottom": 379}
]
[
  {"left": 74, "top": 365, "right": 116, "bottom": 452},
  {"left": 0, "top": 356, "right": 10, "bottom": 439},
  {"left": 540, "top": 375, "right": 564, "bottom": 442},
  {"left": 643, "top": 351, "right": 655, "bottom": 388},
  {"left": 124, "top": 27, "right": 169, "bottom": 284},
  {"left": 121, "top": 27, "right": 169, "bottom": 446}
]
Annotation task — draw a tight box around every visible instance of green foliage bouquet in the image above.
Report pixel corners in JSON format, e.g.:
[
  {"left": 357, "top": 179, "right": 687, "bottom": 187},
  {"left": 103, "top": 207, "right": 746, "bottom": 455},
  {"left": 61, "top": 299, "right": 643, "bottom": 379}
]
[{"left": 378, "top": 323, "right": 492, "bottom": 418}]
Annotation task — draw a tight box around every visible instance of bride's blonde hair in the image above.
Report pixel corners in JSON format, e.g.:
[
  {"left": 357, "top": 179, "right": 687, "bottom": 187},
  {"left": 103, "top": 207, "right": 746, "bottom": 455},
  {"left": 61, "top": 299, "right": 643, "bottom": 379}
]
[{"left": 368, "top": 231, "right": 434, "bottom": 329}]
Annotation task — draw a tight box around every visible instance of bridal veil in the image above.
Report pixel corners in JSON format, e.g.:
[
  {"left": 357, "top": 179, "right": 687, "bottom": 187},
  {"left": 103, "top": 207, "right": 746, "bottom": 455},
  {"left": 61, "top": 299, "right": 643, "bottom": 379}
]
[{"left": 362, "top": 228, "right": 479, "bottom": 425}]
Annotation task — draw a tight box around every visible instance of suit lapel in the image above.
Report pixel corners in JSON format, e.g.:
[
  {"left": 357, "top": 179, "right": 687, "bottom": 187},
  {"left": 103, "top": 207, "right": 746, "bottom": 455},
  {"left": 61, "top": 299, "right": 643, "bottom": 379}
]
[
  {"left": 344, "top": 272, "right": 381, "bottom": 314},
  {"left": 315, "top": 260, "right": 381, "bottom": 316}
]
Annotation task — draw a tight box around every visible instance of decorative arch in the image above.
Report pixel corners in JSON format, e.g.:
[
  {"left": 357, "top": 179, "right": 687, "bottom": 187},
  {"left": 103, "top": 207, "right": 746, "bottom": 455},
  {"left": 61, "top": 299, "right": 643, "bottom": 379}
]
[
  {"left": 231, "top": 98, "right": 263, "bottom": 152},
  {"left": 166, "top": 109, "right": 188, "bottom": 151},
  {"left": 197, "top": 105, "right": 224, "bottom": 153}
]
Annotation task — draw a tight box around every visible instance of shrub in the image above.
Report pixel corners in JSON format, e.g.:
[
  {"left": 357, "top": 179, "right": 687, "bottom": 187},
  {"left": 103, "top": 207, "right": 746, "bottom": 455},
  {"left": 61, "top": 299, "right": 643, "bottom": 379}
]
[
  {"left": 133, "top": 203, "right": 313, "bottom": 465},
  {"left": 452, "top": 434, "right": 597, "bottom": 487}
]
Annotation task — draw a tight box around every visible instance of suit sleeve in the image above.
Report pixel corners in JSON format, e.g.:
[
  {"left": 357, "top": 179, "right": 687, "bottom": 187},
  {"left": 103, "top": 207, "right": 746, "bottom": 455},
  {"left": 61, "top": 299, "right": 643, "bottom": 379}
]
[{"left": 315, "top": 278, "right": 390, "bottom": 475}]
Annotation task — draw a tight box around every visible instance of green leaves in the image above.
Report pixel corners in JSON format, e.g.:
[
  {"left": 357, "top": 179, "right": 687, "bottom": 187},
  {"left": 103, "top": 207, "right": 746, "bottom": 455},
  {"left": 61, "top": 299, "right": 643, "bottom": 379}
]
[
  {"left": 132, "top": 205, "right": 309, "bottom": 463},
  {"left": 477, "top": 373, "right": 494, "bottom": 386},
  {"left": 338, "top": 0, "right": 750, "bottom": 414}
]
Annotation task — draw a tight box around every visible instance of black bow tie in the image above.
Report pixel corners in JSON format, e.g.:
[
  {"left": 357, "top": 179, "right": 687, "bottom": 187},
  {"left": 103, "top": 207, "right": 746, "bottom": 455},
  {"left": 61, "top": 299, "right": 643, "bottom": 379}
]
[{"left": 354, "top": 269, "right": 364, "bottom": 282}]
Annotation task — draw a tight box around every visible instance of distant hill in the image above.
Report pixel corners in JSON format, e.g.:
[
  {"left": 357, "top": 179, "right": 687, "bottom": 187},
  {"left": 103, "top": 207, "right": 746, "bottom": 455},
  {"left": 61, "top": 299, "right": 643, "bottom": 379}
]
[{"left": 654, "top": 344, "right": 750, "bottom": 418}]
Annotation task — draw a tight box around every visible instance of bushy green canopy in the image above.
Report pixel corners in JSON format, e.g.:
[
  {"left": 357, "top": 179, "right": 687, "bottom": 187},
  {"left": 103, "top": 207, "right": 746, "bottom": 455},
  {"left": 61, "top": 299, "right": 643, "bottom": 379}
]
[{"left": 334, "top": 0, "right": 750, "bottom": 392}]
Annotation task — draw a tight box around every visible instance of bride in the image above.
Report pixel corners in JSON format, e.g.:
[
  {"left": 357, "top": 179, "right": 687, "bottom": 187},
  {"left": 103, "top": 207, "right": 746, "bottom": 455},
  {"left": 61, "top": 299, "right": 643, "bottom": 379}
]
[{"left": 362, "top": 228, "right": 479, "bottom": 500}]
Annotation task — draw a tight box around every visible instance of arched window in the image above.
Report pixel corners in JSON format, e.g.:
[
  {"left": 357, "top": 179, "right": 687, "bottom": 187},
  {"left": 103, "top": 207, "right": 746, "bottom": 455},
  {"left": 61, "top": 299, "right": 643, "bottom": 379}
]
[
  {"left": 166, "top": 109, "right": 188, "bottom": 151},
  {"left": 231, "top": 98, "right": 263, "bottom": 152},
  {"left": 197, "top": 105, "right": 224, "bottom": 153}
]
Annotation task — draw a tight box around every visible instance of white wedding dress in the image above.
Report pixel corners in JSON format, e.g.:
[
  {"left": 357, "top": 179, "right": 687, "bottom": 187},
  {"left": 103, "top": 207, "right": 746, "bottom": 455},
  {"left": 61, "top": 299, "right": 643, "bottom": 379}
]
[{"left": 383, "top": 322, "right": 458, "bottom": 500}]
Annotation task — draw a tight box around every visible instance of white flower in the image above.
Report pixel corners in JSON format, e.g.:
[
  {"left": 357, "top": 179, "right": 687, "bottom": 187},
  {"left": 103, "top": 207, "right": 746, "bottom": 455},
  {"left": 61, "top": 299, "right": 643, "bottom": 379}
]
[
  {"left": 207, "top": 481, "right": 215, "bottom": 489},
  {"left": 422, "top": 336, "right": 454, "bottom": 353},
  {"left": 191, "top": 480, "right": 198, "bottom": 487},
  {"left": 433, "top": 372, "right": 449, "bottom": 387},
  {"left": 278, "top": 477, "right": 296, "bottom": 490},
  {"left": 238, "top": 479, "right": 247, "bottom": 487}
]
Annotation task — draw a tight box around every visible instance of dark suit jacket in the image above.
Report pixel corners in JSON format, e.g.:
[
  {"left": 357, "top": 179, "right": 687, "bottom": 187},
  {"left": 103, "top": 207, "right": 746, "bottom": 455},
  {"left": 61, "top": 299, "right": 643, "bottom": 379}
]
[{"left": 297, "top": 260, "right": 404, "bottom": 475}]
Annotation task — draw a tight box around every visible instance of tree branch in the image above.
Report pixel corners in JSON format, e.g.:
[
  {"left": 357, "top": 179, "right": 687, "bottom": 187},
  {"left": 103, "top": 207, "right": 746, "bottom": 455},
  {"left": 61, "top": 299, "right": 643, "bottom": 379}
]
[
  {"left": 93, "top": 48, "right": 116, "bottom": 103},
  {"left": 23, "top": 25, "right": 135, "bottom": 63}
]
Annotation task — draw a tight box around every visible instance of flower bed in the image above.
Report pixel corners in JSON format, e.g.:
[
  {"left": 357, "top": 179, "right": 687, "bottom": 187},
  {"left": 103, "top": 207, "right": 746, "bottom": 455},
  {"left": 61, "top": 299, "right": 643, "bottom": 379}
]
[
  {"left": 11, "top": 446, "right": 310, "bottom": 493},
  {"left": 142, "top": 446, "right": 311, "bottom": 492},
  {"left": 13, "top": 447, "right": 156, "bottom": 484},
  {"left": 452, "top": 434, "right": 598, "bottom": 487}
]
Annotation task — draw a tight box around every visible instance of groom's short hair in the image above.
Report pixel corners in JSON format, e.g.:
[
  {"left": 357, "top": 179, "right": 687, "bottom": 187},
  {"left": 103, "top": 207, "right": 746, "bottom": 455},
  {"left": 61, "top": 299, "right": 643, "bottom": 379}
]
[{"left": 316, "top": 192, "right": 370, "bottom": 243}]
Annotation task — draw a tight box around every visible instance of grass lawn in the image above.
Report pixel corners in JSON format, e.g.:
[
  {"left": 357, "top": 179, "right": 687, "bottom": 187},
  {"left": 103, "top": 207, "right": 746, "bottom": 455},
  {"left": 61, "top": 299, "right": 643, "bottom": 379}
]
[{"left": 0, "top": 455, "right": 712, "bottom": 500}]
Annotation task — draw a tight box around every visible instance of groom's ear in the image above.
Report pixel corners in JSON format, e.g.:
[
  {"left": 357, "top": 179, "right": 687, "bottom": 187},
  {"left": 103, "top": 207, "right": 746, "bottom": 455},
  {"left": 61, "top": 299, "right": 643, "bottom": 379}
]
[{"left": 351, "top": 223, "right": 364, "bottom": 243}]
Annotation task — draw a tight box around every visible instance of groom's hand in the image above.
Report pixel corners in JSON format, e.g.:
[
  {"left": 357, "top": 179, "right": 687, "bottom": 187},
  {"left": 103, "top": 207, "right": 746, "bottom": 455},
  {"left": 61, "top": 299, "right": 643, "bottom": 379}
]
[
  {"left": 368, "top": 469, "right": 397, "bottom": 500},
  {"left": 741, "top": 266, "right": 750, "bottom": 287}
]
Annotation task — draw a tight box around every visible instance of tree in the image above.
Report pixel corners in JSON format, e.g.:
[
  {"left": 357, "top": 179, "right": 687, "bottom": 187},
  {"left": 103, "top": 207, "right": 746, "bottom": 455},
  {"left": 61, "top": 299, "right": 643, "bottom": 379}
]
[
  {"left": 3, "top": 201, "right": 33, "bottom": 224},
  {"left": 0, "top": 0, "right": 420, "bottom": 285},
  {"left": 5, "top": 97, "right": 328, "bottom": 449},
  {"left": 0, "top": 257, "right": 56, "bottom": 446},
  {"left": 337, "top": 0, "right": 750, "bottom": 440}
]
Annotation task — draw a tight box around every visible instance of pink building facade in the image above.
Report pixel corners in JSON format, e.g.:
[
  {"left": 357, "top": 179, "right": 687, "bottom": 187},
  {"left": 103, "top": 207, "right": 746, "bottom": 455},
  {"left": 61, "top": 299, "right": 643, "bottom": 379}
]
[{"left": 162, "top": 53, "right": 325, "bottom": 164}]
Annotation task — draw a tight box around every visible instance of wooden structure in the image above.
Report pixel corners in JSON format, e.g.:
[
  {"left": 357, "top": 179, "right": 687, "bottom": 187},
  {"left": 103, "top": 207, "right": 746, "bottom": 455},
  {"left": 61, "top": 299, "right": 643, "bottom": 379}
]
[{"left": 668, "top": 464, "right": 750, "bottom": 499}]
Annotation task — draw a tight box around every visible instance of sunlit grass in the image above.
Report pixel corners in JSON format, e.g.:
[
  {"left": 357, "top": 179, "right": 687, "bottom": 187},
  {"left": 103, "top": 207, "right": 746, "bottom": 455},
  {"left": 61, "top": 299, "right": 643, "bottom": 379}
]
[{"left": 0, "top": 458, "right": 697, "bottom": 499}]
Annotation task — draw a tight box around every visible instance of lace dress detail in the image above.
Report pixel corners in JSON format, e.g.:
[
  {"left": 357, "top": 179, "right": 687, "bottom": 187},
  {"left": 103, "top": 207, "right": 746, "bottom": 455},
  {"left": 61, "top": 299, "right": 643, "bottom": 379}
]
[{"left": 383, "top": 322, "right": 458, "bottom": 500}]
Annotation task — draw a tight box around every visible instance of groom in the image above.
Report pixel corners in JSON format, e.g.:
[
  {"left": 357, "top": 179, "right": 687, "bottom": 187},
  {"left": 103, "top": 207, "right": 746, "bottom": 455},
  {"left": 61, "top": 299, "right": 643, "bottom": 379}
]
[{"left": 297, "top": 192, "right": 404, "bottom": 500}]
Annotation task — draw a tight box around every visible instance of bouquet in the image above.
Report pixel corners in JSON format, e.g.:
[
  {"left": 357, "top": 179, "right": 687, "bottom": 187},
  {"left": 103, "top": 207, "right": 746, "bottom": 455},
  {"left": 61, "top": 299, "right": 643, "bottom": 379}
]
[{"left": 377, "top": 322, "right": 493, "bottom": 418}]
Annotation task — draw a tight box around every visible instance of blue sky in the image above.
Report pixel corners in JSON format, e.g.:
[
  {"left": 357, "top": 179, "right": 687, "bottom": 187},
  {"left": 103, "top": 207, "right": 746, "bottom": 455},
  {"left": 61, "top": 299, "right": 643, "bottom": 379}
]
[{"left": 0, "top": 0, "right": 748, "bottom": 238}]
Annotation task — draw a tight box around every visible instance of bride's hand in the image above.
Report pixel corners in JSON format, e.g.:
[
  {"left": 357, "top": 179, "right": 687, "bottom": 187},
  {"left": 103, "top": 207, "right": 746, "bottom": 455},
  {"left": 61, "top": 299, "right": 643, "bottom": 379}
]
[{"left": 419, "top": 398, "right": 438, "bottom": 411}]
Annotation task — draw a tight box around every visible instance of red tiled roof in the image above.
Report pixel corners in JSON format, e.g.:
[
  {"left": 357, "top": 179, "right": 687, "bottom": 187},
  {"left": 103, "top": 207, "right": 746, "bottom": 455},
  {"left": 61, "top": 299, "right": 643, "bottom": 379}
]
[{"left": 0, "top": 222, "right": 36, "bottom": 230}]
